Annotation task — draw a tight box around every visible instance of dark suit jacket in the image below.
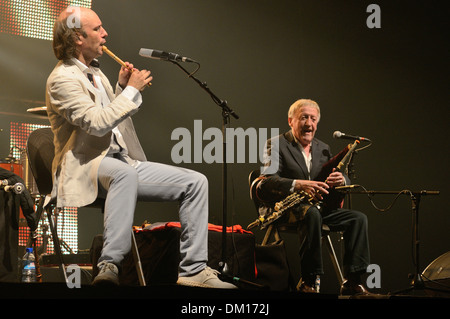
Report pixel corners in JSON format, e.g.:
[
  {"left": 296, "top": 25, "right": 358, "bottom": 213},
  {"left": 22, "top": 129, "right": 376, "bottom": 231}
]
[
  {"left": 0, "top": 168, "right": 36, "bottom": 230},
  {"left": 259, "top": 130, "right": 350, "bottom": 203}
]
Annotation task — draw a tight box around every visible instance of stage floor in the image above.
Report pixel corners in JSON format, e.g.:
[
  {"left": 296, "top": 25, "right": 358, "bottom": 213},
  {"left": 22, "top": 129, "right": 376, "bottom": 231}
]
[{"left": 0, "top": 281, "right": 446, "bottom": 316}]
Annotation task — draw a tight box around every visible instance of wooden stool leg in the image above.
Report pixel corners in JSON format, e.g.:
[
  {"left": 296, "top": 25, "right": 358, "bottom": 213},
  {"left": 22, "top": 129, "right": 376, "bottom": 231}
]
[
  {"left": 46, "top": 206, "right": 68, "bottom": 284},
  {"left": 323, "top": 234, "right": 344, "bottom": 285},
  {"left": 131, "top": 230, "right": 146, "bottom": 286}
]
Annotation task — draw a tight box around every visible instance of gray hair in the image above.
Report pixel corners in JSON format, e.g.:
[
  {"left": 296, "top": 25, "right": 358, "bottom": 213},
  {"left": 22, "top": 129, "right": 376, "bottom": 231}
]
[{"left": 288, "top": 99, "right": 321, "bottom": 121}]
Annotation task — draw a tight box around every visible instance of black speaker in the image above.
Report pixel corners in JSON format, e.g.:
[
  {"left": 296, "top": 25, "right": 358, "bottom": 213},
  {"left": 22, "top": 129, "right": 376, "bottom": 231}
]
[
  {"left": 422, "top": 251, "right": 450, "bottom": 297},
  {"left": 91, "top": 226, "right": 256, "bottom": 286}
]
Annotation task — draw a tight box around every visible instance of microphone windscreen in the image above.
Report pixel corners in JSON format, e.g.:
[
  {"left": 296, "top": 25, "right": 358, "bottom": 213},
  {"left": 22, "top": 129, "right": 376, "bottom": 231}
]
[
  {"left": 139, "top": 48, "right": 154, "bottom": 57},
  {"left": 333, "top": 131, "right": 342, "bottom": 139}
]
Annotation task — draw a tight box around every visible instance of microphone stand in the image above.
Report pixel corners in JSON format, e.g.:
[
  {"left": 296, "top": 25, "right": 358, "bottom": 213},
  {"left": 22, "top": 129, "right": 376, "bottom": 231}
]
[
  {"left": 169, "top": 61, "right": 258, "bottom": 287},
  {"left": 338, "top": 187, "right": 443, "bottom": 296},
  {"left": 168, "top": 61, "right": 266, "bottom": 289}
]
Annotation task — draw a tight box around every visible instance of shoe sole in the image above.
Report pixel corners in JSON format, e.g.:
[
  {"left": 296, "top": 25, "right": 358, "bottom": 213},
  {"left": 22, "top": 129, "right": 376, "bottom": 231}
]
[{"left": 176, "top": 278, "right": 213, "bottom": 288}]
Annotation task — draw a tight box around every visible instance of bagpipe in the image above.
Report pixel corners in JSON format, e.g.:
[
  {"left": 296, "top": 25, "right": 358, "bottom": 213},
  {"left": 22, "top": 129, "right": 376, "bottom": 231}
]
[{"left": 248, "top": 140, "right": 360, "bottom": 230}]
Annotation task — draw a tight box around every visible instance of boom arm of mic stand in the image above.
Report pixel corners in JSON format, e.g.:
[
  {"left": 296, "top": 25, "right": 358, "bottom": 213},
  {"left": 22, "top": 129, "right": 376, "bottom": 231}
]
[{"left": 169, "top": 61, "right": 239, "bottom": 119}]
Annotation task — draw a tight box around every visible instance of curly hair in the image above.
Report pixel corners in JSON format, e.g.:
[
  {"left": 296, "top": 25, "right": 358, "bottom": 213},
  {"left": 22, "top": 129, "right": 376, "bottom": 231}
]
[{"left": 52, "top": 9, "right": 87, "bottom": 61}]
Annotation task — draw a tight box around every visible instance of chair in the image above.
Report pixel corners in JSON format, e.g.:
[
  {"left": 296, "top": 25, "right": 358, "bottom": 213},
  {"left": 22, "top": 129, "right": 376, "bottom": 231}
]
[
  {"left": 26, "top": 127, "right": 146, "bottom": 286},
  {"left": 248, "top": 169, "right": 344, "bottom": 289}
]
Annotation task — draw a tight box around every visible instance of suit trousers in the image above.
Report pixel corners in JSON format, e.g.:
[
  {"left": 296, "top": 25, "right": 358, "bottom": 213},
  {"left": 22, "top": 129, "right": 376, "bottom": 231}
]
[
  {"left": 96, "top": 154, "right": 209, "bottom": 277},
  {"left": 300, "top": 205, "right": 370, "bottom": 278}
]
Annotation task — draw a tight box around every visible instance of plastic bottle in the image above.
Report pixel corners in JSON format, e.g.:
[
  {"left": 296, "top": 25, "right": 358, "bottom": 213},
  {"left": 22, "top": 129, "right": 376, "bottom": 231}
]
[
  {"left": 314, "top": 275, "right": 320, "bottom": 293},
  {"left": 21, "top": 247, "right": 36, "bottom": 283}
]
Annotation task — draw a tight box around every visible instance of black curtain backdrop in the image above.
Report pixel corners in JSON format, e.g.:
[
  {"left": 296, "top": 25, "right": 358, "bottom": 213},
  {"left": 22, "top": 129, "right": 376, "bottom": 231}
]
[{"left": 0, "top": 0, "right": 448, "bottom": 294}]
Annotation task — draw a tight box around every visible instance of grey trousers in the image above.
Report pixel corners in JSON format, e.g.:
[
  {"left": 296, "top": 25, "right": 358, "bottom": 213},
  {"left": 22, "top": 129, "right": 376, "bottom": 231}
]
[{"left": 96, "top": 154, "right": 209, "bottom": 276}]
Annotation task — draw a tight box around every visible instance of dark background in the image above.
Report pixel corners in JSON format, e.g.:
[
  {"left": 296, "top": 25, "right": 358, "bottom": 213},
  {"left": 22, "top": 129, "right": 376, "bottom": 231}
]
[{"left": 0, "top": 0, "right": 448, "bottom": 294}]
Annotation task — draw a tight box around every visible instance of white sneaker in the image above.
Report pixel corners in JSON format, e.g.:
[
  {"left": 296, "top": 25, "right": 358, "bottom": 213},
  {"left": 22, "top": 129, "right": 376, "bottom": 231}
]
[
  {"left": 92, "top": 261, "right": 120, "bottom": 286},
  {"left": 177, "top": 267, "right": 238, "bottom": 289}
]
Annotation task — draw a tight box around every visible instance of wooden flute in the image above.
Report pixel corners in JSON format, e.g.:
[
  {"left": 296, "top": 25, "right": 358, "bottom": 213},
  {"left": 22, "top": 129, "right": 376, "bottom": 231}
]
[{"left": 102, "top": 45, "right": 152, "bottom": 87}]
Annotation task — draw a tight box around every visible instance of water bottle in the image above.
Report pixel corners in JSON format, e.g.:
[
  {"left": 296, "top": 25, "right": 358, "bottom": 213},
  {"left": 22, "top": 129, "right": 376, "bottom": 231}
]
[
  {"left": 21, "top": 247, "right": 36, "bottom": 283},
  {"left": 314, "top": 275, "right": 320, "bottom": 293}
]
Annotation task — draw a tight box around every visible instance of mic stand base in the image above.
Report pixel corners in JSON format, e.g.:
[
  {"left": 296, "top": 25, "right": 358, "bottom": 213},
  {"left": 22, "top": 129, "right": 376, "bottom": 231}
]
[
  {"left": 391, "top": 274, "right": 450, "bottom": 297},
  {"left": 387, "top": 191, "right": 446, "bottom": 297},
  {"left": 218, "top": 266, "right": 268, "bottom": 290}
]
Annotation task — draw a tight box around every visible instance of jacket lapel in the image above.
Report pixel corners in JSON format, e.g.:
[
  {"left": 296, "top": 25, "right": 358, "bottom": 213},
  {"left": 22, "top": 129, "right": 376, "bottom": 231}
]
[
  {"left": 310, "top": 139, "right": 323, "bottom": 179},
  {"left": 64, "top": 60, "right": 115, "bottom": 104},
  {"left": 284, "top": 131, "right": 309, "bottom": 179},
  {"left": 64, "top": 61, "right": 100, "bottom": 102},
  {"left": 98, "top": 71, "right": 115, "bottom": 101}
]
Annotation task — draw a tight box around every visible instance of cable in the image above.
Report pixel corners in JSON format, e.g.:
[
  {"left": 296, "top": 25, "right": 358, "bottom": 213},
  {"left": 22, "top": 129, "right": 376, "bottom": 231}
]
[
  {"left": 420, "top": 273, "right": 450, "bottom": 292},
  {"left": 348, "top": 184, "right": 412, "bottom": 213}
]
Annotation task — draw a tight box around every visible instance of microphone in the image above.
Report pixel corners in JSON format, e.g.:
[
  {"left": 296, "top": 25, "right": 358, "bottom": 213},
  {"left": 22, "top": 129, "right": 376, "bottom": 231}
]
[
  {"left": 333, "top": 131, "right": 371, "bottom": 142},
  {"left": 139, "top": 48, "right": 196, "bottom": 63}
]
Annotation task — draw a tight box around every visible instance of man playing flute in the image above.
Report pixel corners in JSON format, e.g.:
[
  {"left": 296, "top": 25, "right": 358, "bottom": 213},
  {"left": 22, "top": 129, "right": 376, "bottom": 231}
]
[{"left": 46, "top": 6, "right": 235, "bottom": 288}]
